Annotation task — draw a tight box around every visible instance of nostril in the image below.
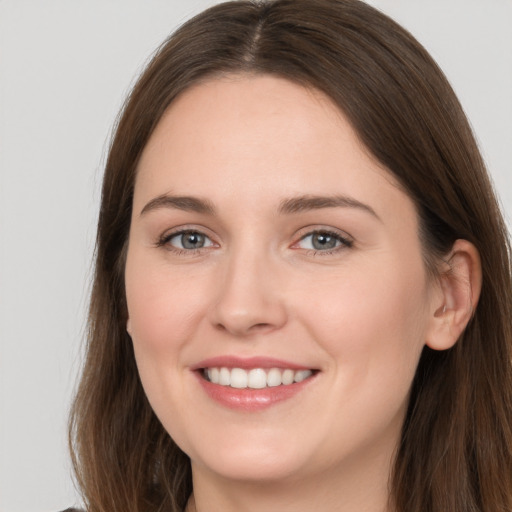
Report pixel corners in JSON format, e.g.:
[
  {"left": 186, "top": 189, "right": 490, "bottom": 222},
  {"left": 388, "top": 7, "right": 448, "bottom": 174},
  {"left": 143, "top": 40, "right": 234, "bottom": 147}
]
[
  {"left": 213, "top": 321, "right": 275, "bottom": 335},
  {"left": 252, "top": 323, "right": 272, "bottom": 330}
]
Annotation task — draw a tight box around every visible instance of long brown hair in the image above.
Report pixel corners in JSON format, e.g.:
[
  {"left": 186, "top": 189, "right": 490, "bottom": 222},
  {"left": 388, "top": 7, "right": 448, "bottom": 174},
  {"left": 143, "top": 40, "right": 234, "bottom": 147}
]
[{"left": 69, "top": 1, "right": 512, "bottom": 511}]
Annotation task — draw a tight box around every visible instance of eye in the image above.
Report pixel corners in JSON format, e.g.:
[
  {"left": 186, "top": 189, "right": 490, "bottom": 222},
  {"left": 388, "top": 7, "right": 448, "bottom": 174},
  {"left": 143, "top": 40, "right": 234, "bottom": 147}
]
[
  {"left": 295, "top": 230, "right": 352, "bottom": 252},
  {"left": 163, "top": 230, "right": 215, "bottom": 250}
]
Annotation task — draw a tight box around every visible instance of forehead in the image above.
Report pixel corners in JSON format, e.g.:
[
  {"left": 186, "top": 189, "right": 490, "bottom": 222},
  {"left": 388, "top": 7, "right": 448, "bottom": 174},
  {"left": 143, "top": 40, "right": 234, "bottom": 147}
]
[
  {"left": 137, "top": 75, "right": 353, "bottom": 181},
  {"left": 134, "top": 74, "right": 412, "bottom": 222}
]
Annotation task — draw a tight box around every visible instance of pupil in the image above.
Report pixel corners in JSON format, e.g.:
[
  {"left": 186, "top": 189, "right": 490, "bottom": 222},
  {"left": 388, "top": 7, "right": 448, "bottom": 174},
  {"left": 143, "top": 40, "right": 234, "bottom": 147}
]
[
  {"left": 182, "top": 232, "right": 204, "bottom": 249},
  {"left": 312, "top": 233, "right": 336, "bottom": 250}
]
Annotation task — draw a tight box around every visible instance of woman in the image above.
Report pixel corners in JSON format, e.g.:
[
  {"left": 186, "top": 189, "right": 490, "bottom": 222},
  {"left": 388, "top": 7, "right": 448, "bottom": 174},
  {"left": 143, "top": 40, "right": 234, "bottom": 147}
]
[{"left": 69, "top": 1, "right": 512, "bottom": 511}]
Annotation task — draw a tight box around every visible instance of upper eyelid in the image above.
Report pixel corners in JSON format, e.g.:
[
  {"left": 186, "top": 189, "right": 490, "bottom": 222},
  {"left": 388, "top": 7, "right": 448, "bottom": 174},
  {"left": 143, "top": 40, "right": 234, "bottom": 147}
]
[
  {"left": 294, "top": 225, "right": 353, "bottom": 242},
  {"left": 156, "top": 227, "right": 216, "bottom": 250},
  {"left": 298, "top": 231, "right": 350, "bottom": 242},
  {"left": 159, "top": 224, "right": 216, "bottom": 239}
]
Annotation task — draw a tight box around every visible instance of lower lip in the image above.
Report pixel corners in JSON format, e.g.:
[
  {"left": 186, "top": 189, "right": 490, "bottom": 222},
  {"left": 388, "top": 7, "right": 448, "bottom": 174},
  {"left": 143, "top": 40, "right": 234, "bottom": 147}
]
[{"left": 194, "top": 371, "right": 316, "bottom": 411}]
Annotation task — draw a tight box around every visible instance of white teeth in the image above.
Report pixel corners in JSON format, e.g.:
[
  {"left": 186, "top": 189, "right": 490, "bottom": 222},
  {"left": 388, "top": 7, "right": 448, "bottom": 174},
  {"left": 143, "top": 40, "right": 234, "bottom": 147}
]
[
  {"left": 230, "top": 368, "right": 248, "bottom": 389},
  {"left": 203, "top": 367, "right": 314, "bottom": 388},
  {"left": 219, "top": 367, "right": 230, "bottom": 385},
  {"left": 248, "top": 368, "right": 267, "bottom": 389},
  {"left": 281, "top": 369, "right": 295, "bottom": 385},
  {"left": 208, "top": 367, "right": 220, "bottom": 384},
  {"left": 267, "top": 368, "right": 282, "bottom": 387},
  {"left": 294, "top": 370, "right": 313, "bottom": 383}
]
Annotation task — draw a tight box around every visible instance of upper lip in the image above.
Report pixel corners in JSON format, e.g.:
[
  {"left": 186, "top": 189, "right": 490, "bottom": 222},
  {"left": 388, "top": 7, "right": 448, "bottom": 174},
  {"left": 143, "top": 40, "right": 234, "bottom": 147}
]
[{"left": 190, "top": 356, "right": 315, "bottom": 371}]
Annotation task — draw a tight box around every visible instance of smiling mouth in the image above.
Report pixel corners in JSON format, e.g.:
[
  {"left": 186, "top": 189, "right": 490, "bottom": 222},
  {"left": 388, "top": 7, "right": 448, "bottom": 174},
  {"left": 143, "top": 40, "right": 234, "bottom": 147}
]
[{"left": 202, "top": 367, "right": 316, "bottom": 389}]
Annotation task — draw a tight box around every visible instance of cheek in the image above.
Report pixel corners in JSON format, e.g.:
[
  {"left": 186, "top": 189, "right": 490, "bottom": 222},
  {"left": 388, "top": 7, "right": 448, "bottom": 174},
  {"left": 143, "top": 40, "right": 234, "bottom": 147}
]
[
  {"left": 125, "top": 253, "right": 211, "bottom": 357},
  {"left": 124, "top": 250, "right": 210, "bottom": 435},
  {"left": 294, "top": 254, "right": 430, "bottom": 378},
  {"left": 294, "top": 257, "right": 430, "bottom": 442}
]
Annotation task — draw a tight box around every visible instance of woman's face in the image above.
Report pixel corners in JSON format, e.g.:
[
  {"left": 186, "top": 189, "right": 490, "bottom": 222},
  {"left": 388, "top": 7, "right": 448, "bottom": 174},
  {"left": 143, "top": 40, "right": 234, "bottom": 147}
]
[{"left": 125, "top": 75, "right": 441, "bottom": 485}]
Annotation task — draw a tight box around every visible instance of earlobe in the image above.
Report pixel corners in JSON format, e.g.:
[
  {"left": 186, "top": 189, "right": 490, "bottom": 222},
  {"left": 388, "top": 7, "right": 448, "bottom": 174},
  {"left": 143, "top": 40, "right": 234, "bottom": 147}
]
[
  {"left": 425, "top": 239, "right": 482, "bottom": 351},
  {"left": 127, "top": 318, "right": 132, "bottom": 336}
]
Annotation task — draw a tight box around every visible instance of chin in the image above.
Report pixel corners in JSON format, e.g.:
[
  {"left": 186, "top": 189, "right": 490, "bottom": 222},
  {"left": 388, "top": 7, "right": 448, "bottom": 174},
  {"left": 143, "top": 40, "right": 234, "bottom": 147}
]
[
  {"left": 196, "top": 453, "right": 308, "bottom": 483},
  {"left": 185, "top": 431, "right": 314, "bottom": 483}
]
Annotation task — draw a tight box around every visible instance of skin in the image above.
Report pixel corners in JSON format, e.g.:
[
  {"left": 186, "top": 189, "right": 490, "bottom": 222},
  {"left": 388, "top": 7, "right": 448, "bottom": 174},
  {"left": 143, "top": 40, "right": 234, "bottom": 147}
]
[{"left": 124, "top": 75, "right": 480, "bottom": 512}]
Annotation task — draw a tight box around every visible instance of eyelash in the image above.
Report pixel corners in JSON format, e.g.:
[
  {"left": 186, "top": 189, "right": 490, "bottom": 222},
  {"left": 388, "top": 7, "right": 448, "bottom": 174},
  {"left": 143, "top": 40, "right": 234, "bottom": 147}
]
[
  {"left": 295, "top": 229, "right": 353, "bottom": 255},
  {"left": 156, "top": 229, "right": 215, "bottom": 255},
  {"left": 156, "top": 228, "right": 353, "bottom": 256}
]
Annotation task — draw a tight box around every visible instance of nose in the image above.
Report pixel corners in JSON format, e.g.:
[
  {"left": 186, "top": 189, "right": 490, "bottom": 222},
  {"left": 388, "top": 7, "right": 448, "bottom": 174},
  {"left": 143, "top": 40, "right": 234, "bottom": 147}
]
[{"left": 208, "top": 247, "right": 288, "bottom": 337}]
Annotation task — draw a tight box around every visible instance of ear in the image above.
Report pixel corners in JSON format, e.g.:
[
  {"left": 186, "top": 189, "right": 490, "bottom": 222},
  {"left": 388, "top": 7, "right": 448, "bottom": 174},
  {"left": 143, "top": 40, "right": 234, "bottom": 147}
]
[
  {"left": 425, "top": 239, "right": 482, "bottom": 351},
  {"left": 127, "top": 318, "right": 132, "bottom": 336}
]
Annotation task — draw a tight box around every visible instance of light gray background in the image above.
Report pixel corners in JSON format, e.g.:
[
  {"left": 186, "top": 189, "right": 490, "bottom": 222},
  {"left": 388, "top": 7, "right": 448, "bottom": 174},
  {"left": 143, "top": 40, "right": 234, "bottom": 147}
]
[{"left": 1, "top": 1, "right": 511, "bottom": 511}]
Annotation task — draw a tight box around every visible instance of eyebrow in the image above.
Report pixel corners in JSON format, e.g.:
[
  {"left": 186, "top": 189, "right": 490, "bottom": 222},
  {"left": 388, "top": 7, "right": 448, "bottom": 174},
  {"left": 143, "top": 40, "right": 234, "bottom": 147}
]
[
  {"left": 140, "top": 193, "right": 380, "bottom": 220},
  {"left": 140, "top": 194, "right": 216, "bottom": 216},
  {"left": 278, "top": 194, "right": 380, "bottom": 220}
]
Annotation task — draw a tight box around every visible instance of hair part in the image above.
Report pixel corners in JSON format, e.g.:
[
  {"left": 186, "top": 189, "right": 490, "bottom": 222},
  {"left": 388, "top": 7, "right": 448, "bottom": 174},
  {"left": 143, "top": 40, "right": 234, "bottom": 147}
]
[{"left": 69, "top": 1, "right": 512, "bottom": 511}]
